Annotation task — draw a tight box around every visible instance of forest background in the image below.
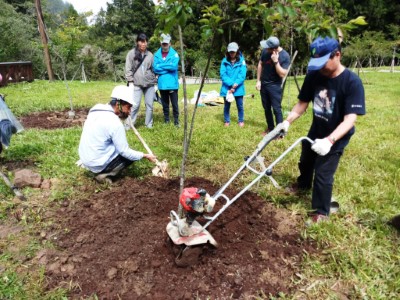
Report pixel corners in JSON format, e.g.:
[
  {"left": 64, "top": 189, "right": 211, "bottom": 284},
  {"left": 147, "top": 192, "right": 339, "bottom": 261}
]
[{"left": 1, "top": 0, "right": 399, "bottom": 83}]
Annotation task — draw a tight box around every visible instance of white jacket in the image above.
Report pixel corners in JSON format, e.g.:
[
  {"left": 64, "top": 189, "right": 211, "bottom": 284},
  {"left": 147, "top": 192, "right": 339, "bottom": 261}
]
[{"left": 78, "top": 104, "right": 143, "bottom": 173}]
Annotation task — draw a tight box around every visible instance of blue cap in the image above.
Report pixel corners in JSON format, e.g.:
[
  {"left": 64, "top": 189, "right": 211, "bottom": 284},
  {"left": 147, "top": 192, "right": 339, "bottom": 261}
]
[{"left": 308, "top": 37, "right": 339, "bottom": 71}]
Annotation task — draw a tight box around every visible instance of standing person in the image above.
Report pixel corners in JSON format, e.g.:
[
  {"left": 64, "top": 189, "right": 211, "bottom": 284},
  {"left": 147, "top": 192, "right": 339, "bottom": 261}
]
[
  {"left": 219, "top": 42, "right": 247, "bottom": 127},
  {"left": 153, "top": 33, "right": 180, "bottom": 127},
  {"left": 78, "top": 85, "right": 156, "bottom": 184},
  {"left": 256, "top": 36, "right": 290, "bottom": 135},
  {"left": 125, "top": 33, "right": 157, "bottom": 129},
  {"left": 282, "top": 36, "right": 366, "bottom": 223}
]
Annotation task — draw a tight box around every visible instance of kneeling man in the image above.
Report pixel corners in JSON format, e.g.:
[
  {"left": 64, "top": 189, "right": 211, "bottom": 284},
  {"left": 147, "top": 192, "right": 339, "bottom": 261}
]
[{"left": 79, "top": 85, "right": 156, "bottom": 183}]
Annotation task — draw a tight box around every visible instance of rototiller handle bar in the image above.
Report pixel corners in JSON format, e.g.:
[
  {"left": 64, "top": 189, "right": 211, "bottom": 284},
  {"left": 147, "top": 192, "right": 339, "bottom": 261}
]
[
  {"left": 247, "top": 136, "right": 314, "bottom": 176},
  {"left": 200, "top": 128, "right": 314, "bottom": 232}
]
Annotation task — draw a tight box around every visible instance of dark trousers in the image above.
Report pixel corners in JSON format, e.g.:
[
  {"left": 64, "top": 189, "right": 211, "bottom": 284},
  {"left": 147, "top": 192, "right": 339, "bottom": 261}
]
[
  {"left": 297, "top": 140, "right": 342, "bottom": 215},
  {"left": 99, "top": 155, "right": 133, "bottom": 175},
  {"left": 260, "top": 83, "right": 283, "bottom": 131},
  {"left": 160, "top": 90, "right": 179, "bottom": 125}
]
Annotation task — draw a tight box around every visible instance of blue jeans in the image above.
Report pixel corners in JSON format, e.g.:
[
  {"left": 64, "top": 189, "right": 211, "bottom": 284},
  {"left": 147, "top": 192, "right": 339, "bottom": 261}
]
[
  {"left": 260, "top": 83, "right": 283, "bottom": 130},
  {"left": 224, "top": 96, "right": 244, "bottom": 123},
  {"left": 297, "top": 140, "right": 343, "bottom": 215}
]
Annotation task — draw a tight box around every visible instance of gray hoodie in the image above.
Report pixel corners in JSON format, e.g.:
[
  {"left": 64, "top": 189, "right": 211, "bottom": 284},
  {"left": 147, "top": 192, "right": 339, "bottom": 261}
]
[{"left": 125, "top": 49, "right": 157, "bottom": 87}]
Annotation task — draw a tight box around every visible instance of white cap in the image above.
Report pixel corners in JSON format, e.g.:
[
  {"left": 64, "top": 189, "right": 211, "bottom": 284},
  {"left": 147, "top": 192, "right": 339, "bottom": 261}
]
[
  {"left": 227, "top": 42, "right": 239, "bottom": 52},
  {"left": 161, "top": 33, "right": 171, "bottom": 44},
  {"left": 111, "top": 85, "right": 134, "bottom": 105}
]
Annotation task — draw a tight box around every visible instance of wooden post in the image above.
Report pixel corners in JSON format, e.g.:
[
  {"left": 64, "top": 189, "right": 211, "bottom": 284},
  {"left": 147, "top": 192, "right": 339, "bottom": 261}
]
[{"left": 34, "top": 0, "right": 54, "bottom": 81}]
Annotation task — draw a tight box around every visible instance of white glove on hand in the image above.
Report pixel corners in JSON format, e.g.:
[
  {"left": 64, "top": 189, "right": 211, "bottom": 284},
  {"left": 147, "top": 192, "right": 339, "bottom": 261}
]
[
  {"left": 282, "top": 120, "right": 290, "bottom": 134},
  {"left": 128, "top": 82, "right": 134, "bottom": 92},
  {"left": 226, "top": 92, "right": 235, "bottom": 103},
  {"left": 311, "top": 138, "right": 333, "bottom": 156}
]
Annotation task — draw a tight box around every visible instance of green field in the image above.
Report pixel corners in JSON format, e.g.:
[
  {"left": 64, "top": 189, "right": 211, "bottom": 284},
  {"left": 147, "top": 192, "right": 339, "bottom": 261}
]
[{"left": 0, "top": 69, "right": 399, "bottom": 299}]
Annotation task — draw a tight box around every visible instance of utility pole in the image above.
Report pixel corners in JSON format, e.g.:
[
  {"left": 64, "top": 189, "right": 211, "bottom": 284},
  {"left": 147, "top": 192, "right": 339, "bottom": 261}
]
[{"left": 34, "top": 0, "right": 55, "bottom": 81}]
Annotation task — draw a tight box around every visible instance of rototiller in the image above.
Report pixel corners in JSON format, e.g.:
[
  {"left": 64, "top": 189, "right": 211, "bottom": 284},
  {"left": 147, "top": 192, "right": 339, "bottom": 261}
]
[{"left": 166, "top": 123, "right": 315, "bottom": 266}]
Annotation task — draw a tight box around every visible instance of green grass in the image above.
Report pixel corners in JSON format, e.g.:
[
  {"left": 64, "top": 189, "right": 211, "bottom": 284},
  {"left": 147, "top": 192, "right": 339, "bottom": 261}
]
[{"left": 0, "top": 70, "right": 399, "bottom": 299}]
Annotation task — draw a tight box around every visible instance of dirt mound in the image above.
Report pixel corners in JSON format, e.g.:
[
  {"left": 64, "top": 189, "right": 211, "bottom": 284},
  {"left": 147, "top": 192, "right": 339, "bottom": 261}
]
[
  {"left": 42, "top": 176, "right": 314, "bottom": 299},
  {"left": 20, "top": 109, "right": 88, "bottom": 129}
]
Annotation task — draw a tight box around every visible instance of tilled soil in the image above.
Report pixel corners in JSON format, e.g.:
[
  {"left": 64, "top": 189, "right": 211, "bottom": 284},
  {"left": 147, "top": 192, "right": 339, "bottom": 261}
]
[
  {"left": 15, "top": 110, "right": 314, "bottom": 299},
  {"left": 19, "top": 109, "right": 89, "bottom": 129},
  {"left": 41, "top": 176, "right": 314, "bottom": 299}
]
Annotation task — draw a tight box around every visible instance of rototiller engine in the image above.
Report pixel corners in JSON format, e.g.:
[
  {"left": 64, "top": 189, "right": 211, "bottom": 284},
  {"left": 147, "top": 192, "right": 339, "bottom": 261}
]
[{"left": 166, "top": 123, "right": 314, "bottom": 266}]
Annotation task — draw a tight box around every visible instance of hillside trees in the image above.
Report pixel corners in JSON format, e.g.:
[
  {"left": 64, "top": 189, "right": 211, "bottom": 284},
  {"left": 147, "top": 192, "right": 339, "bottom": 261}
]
[{"left": 0, "top": 0, "right": 44, "bottom": 75}]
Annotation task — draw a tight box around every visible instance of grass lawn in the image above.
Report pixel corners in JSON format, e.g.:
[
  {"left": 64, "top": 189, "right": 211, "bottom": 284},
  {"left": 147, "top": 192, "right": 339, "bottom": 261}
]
[{"left": 0, "top": 69, "right": 399, "bottom": 299}]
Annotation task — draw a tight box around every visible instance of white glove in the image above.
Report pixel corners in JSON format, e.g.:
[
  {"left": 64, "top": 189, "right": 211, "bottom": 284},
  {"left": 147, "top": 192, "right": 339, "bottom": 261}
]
[
  {"left": 128, "top": 82, "right": 134, "bottom": 92},
  {"left": 282, "top": 120, "right": 290, "bottom": 134},
  {"left": 226, "top": 92, "right": 235, "bottom": 103},
  {"left": 311, "top": 138, "right": 333, "bottom": 156}
]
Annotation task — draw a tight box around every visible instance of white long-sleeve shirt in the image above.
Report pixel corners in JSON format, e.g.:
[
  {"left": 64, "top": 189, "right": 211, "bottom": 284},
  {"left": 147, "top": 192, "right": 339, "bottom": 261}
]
[{"left": 78, "top": 104, "right": 144, "bottom": 173}]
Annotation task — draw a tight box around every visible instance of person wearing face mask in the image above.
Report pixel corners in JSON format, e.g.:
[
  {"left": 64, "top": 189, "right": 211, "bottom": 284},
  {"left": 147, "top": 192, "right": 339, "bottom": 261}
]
[
  {"left": 125, "top": 33, "right": 157, "bottom": 129},
  {"left": 78, "top": 85, "right": 156, "bottom": 184},
  {"left": 153, "top": 33, "right": 180, "bottom": 127}
]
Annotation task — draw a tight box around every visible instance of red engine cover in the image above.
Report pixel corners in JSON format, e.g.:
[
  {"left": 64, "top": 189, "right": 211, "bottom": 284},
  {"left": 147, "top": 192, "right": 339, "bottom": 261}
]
[{"left": 179, "top": 187, "right": 201, "bottom": 212}]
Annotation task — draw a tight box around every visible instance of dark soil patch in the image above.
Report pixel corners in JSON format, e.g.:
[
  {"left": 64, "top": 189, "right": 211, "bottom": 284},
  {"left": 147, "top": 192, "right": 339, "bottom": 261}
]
[
  {"left": 0, "top": 159, "right": 36, "bottom": 171},
  {"left": 42, "top": 176, "right": 315, "bottom": 299},
  {"left": 20, "top": 109, "right": 89, "bottom": 129}
]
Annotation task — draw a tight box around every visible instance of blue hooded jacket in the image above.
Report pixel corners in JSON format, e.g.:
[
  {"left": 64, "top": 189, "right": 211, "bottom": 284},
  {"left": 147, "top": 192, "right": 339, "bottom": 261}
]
[
  {"left": 153, "top": 47, "right": 180, "bottom": 90},
  {"left": 219, "top": 53, "right": 247, "bottom": 97}
]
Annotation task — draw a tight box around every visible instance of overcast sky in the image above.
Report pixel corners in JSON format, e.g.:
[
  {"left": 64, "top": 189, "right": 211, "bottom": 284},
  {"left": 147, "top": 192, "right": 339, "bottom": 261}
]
[
  {"left": 65, "top": 0, "right": 111, "bottom": 15},
  {"left": 65, "top": 0, "right": 160, "bottom": 15}
]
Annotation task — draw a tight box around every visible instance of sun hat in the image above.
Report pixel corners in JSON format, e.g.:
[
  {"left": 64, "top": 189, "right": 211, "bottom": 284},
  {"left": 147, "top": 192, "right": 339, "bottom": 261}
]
[
  {"left": 260, "top": 36, "right": 280, "bottom": 49},
  {"left": 160, "top": 33, "right": 171, "bottom": 44},
  {"left": 308, "top": 36, "right": 339, "bottom": 71},
  {"left": 227, "top": 42, "right": 239, "bottom": 52}
]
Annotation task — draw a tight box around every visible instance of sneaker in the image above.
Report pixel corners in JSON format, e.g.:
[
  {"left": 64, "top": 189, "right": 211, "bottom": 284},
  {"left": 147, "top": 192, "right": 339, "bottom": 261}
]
[
  {"left": 175, "top": 123, "right": 180, "bottom": 128},
  {"left": 224, "top": 122, "right": 230, "bottom": 127},
  {"left": 238, "top": 122, "right": 244, "bottom": 127},
  {"left": 305, "top": 214, "right": 328, "bottom": 226}
]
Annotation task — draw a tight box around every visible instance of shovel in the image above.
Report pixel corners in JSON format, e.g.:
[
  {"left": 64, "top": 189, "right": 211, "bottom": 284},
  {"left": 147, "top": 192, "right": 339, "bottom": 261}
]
[{"left": 128, "top": 118, "right": 169, "bottom": 178}]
